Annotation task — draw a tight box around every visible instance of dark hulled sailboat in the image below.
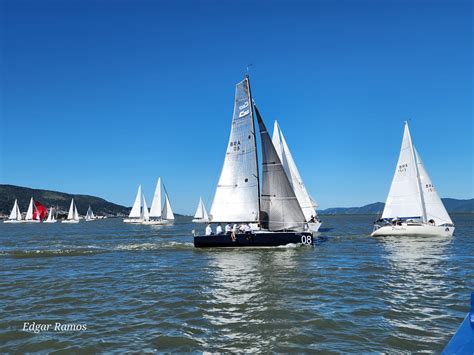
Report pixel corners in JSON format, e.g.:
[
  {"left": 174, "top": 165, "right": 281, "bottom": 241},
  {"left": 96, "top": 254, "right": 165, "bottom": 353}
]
[{"left": 193, "top": 76, "right": 313, "bottom": 248}]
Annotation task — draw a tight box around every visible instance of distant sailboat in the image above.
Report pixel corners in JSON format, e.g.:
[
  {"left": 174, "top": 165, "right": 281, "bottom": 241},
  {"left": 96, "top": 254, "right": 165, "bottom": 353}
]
[
  {"left": 142, "top": 195, "right": 150, "bottom": 222},
  {"left": 371, "top": 122, "right": 454, "bottom": 237},
  {"left": 194, "top": 76, "right": 313, "bottom": 247},
  {"left": 4, "top": 199, "right": 23, "bottom": 223},
  {"left": 142, "top": 178, "right": 175, "bottom": 225},
  {"left": 24, "top": 197, "right": 41, "bottom": 223},
  {"left": 272, "top": 120, "right": 321, "bottom": 232},
  {"left": 192, "top": 197, "right": 209, "bottom": 223},
  {"left": 85, "top": 205, "right": 96, "bottom": 221},
  {"left": 123, "top": 185, "right": 143, "bottom": 223},
  {"left": 62, "top": 199, "right": 80, "bottom": 223},
  {"left": 44, "top": 207, "right": 57, "bottom": 223}
]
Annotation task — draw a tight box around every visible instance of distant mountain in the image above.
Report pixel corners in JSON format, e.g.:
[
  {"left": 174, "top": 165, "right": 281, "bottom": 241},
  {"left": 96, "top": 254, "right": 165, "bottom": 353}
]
[
  {"left": 319, "top": 198, "right": 473, "bottom": 215},
  {"left": 0, "top": 184, "right": 130, "bottom": 216}
]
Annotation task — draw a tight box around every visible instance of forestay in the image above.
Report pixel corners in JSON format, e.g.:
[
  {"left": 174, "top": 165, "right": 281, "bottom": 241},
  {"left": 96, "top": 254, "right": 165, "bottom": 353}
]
[
  {"left": 382, "top": 122, "right": 424, "bottom": 220},
  {"left": 272, "top": 121, "right": 318, "bottom": 221},
  {"left": 415, "top": 148, "right": 452, "bottom": 225},
  {"left": 209, "top": 77, "right": 259, "bottom": 223},
  {"left": 256, "top": 107, "right": 306, "bottom": 231}
]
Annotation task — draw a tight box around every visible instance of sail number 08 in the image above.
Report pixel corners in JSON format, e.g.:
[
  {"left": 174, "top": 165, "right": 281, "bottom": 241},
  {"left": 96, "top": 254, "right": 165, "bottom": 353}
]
[{"left": 301, "top": 235, "right": 312, "bottom": 245}]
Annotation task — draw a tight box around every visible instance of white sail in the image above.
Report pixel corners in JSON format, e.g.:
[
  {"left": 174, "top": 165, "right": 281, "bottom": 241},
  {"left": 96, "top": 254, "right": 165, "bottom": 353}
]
[
  {"left": 142, "top": 195, "right": 150, "bottom": 222},
  {"left": 8, "top": 200, "right": 20, "bottom": 220},
  {"left": 46, "top": 207, "right": 54, "bottom": 222},
  {"left": 25, "top": 198, "right": 34, "bottom": 220},
  {"left": 86, "top": 206, "right": 95, "bottom": 220},
  {"left": 272, "top": 120, "right": 318, "bottom": 221},
  {"left": 129, "top": 185, "right": 142, "bottom": 218},
  {"left": 194, "top": 197, "right": 209, "bottom": 220},
  {"left": 73, "top": 205, "right": 79, "bottom": 220},
  {"left": 149, "top": 178, "right": 162, "bottom": 218},
  {"left": 256, "top": 106, "right": 306, "bottom": 231},
  {"left": 415, "top": 148, "right": 453, "bottom": 225},
  {"left": 209, "top": 77, "right": 260, "bottom": 223},
  {"left": 382, "top": 122, "right": 424, "bottom": 220},
  {"left": 67, "top": 199, "right": 75, "bottom": 220},
  {"left": 162, "top": 193, "right": 175, "bottom": 220}
]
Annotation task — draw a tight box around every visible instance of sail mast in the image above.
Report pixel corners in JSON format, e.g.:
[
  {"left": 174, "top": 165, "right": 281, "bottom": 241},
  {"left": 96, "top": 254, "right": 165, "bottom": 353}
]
[{"left": 247, "top": 74, "right": 261, "bottom": 226}]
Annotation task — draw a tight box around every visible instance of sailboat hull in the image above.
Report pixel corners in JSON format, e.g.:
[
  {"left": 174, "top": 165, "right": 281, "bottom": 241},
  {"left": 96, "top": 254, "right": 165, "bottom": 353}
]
[
  {"left": 192, "top": 218, "right": 209, "bottom": 223},
  {"left": 23, "top": 220, "right": 41, "bottom": 223},
  {"left": 61, "top": 220, "right": 79, "bottom": 224},
  {"left": 123, "top": 218, "right": 142, "bottom": 224},
  {"left": 371, "top": 224, "right": 454, "bottom": 237},
  {"left": 308, "top": 221, "right": 322, "bottom": 232},
  {"left": 142, "top": 219, "right": 172, "bottom": 225},
  {"left": 3, "top": 220, "right": 24, "bottom": 224},
  {"left": 194, "top": 231, "right": 314, "bottom": 248},
  {"left": 43, "top": 220, "right": 57, "bottom": 224}
]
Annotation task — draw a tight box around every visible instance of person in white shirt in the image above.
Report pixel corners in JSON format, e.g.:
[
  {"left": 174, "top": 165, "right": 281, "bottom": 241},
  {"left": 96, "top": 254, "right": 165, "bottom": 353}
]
[
  {"left": 232, "top": 224, "right": 237, "bottom": 233},
  {"left": 216, "top": 224, "right": 223, "bottom": 235},
  {"left": 205, "top": 224, "right": 213, "bottom": 236},
  {"left": 225, "top": 223, "right": 232, "bottom": 234}
]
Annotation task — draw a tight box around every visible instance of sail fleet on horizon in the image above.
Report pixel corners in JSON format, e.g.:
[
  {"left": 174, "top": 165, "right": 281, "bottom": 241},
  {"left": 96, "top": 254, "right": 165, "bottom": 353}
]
[{"left": 2, "top": 75, "right": 455, "bottom": 242}]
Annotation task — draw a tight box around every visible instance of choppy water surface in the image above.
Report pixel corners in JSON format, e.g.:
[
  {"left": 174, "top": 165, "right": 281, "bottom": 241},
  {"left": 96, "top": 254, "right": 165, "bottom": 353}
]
[{"left": 0, "top": 214, "right": 472, "bottom": 352}]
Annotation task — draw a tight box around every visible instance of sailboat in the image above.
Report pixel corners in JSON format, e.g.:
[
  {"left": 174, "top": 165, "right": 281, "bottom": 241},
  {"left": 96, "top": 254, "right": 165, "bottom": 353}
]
[
  {"left": 371, "top": 122, "right": 454, "bottom": 237},
  {"left": 85, "top": 205, "right": 96, "bottom": 221},
  {"left": 61, "top": 199, "right": 80, "bottom": 223},
  {"left": 24, "top": 197, "right": 41, "bottom": 223},
  {"left": 44, "top": 207, "right": 57, "bottom": 223},
  {"left": 142, "top": 178, "right": 175, "bottom": 225},
  {"left": 272, "top": 121, "right": 321, "bottom": 232},
  {"left": 4, "top": 199, "right": 23, "bottom": 223},
  {"left": 123, "top": 185, "right": 144, "bottom": 223},
  {"left": 192, "top": 197, "right": 209, "bottom": 223},
  {"left": 194, "top": 75, "right": 313, "bottom": 248}
]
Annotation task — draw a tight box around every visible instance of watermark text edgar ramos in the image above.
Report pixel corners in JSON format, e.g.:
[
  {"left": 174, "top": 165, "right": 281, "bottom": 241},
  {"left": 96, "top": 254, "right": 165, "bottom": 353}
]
[{"left": 22, "top": 322, "right": 87, "bottom": 333}]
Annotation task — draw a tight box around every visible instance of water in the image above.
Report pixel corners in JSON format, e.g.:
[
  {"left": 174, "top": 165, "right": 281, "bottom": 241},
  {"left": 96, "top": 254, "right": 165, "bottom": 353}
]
[{"left": 0, "top": 214, "right": 472, "bottom": 352}]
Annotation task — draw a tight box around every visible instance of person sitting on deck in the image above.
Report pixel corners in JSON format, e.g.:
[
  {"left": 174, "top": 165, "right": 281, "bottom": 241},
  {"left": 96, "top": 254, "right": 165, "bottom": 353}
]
[
  {"left": 429, "top": 219, "right": 435, "bottom": 226},
  {"left": 205, "top": 224, "right": 213, "bottom": 236},
  {"left": 309, "top": 215, "right": 316, "bottom": 223},
  {"left": 244, "top": 223, "right": 252, "bottom": 234},
  {"left": 238, "top": 224, "right": 246, "bottom": 233},
  {"left": 216, "top": 224, "right": 223, "bottom": 235},
  {"left": 225, "top": 223, "right": 232, "bottom": 234},
  {"left": 232, "top": 224, "right": 238, "bottom": 233}
]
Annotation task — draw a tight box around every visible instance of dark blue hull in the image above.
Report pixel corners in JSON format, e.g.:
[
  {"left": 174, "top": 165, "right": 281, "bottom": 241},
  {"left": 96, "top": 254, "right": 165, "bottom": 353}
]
[
  {"left": 443, "top": 292, "right": 474, "bottom": 354},
  {"left": 193, "top": 231, "right": 314, "bottom": 248}
]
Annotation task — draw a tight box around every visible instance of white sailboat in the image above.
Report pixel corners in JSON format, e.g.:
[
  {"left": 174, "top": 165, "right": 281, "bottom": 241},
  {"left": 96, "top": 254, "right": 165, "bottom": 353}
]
[
  {"left": 85, "top": 205, "right": 96, "bottom": 221},
  {"left": 123, "top": 185, "right": 143, "bottom": 223},
  {"left": 24, "top": 197, "right": 41, "bottom": 223},
  {"left": 272, "top": 120, "right": 321, "bottom": 232},
  {"left": 142, "top": 178, "right": 175, "bottom": 225},
  {"left": 195, "top": 75, "right": 312, "bottom": 247},
  {"left": 4, "top": 199, "right": 23, "bottom": 223},
  {"left": 371, "top": 122, "right": 454, "bottom": 237},
  {"left": 62, "top": 199, "right": 80, "bottom": 223},
  {"left": 44, "top": 207, "right": 57, "bottom": 223},
  {"left": 192, "top": 197, "right": 209, "bottom": 223}
]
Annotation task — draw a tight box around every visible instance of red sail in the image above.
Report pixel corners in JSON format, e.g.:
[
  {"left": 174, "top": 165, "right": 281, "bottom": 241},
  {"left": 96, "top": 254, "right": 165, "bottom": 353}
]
[{"left": 33, "top": 201, "right": 48, "bottom": 221}]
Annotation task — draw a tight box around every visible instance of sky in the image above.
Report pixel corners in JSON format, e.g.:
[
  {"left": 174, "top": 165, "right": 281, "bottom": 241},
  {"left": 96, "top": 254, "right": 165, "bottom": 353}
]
[{"left": 0, "top": 0, "right": 472, "bottom": 214}]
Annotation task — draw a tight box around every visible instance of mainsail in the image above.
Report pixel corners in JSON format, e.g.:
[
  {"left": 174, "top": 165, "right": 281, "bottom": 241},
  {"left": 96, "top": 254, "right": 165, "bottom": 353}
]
[
  {"left": 382, "top": 122, "right": 424, "bottom": 220},
  {"left": 256, "top": 106, "right": 306, "bottom": 231},
  {"left": 129, "top": 185, "right": 142, "bottom": 218},
  {"left": 8, "top": 200, "right": 21, "bottom": 220},
  {"left": 46, "top": 207, "right": 55, "bottom": 222},
  {"left": 162, "top": 192, "right": 175, "bottom": 220},
  {"left": 415, "top": 148, "right": 452, "bottom": 225},
  {"left": 67, "top": 199, "right": 75, "bottom": 220},
  {"left": 272, "top": 120, "right": 318, "bottom": 221},
  {"left": 25, "top": 198, "right": 34, "bottom": 220},
  {"left": 194, "top": 197, "right": 209, "bottom": 220},
  {"left": 149, "top": 178, "right": 162, "bottom": 218},
  {"left": 209, "top": 77, "right": 260, "bottom": 223}
]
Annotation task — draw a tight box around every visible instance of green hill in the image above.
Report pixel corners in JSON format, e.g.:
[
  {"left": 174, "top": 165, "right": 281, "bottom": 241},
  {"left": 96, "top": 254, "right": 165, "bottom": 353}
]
[{"left": 0, "top": 184, "right": 129, "bottom": 216}]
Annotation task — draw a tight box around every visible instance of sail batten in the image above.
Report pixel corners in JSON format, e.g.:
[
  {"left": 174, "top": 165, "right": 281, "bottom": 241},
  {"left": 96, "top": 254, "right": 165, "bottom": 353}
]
[{"left": 209, "top": 77, "right": 259, "bottom": 223}]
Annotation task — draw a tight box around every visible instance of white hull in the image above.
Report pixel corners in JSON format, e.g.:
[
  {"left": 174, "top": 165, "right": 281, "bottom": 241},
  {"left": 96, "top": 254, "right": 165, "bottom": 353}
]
[
  {"left": 307, "top": 221, "right": 322, "bottom": 232},
  {"left": 142, "top": 219, "right": 172, "bottom": 225},
  {"left": 43, "top": 220, "right": 57, "bottom": 224},
  {"left": 123, "top": 218, "right": 143, "bottom": 224},
  {"left": 24, "top": 220, "right": 41, "bottom": 223},
  {"left": 3, "top": 220, "right": 24, "bottom": 224},
  {"left": 61, "top": 220, "right": 79, "bottom": 224},
  {"left": 371, "top": 224, "right": 454, "bottom": 237},
  {"left": 192, "top": 218, "right": 209, "bottom": 223}
]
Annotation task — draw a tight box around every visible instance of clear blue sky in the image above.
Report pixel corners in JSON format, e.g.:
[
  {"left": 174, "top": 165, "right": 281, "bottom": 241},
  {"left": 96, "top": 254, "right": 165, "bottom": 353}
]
[{"left": 0, "top": 0, "right": 472, "bottom": 214}]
